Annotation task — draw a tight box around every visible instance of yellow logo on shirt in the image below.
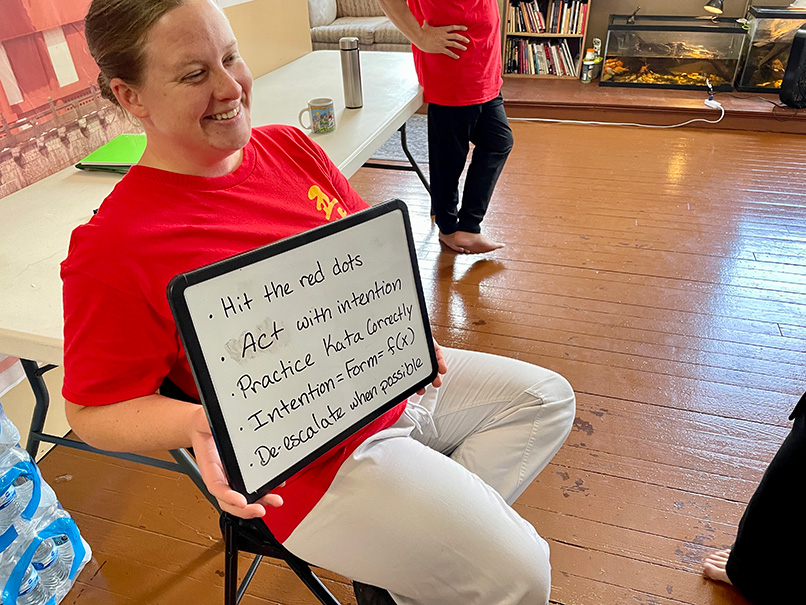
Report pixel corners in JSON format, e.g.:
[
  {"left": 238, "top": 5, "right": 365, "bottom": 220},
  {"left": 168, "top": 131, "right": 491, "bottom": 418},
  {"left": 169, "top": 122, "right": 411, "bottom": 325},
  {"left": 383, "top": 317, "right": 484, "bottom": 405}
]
[{"left": 309, "top": 185, "right": 347, "bottom": 221}]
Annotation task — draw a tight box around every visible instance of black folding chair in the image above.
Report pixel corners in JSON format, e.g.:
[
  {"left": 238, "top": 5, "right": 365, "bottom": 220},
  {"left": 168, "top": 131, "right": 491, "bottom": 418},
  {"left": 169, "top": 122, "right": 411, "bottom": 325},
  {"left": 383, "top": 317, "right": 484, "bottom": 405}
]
[
  {"left": 162, "top": 377, "right": 343, "bottom": 603},
  {"left": 220, "top": 512, "right": 340, "bottom": 605},
  {"left": 20, "top": 361, "right": 345, "bottom": 604}
]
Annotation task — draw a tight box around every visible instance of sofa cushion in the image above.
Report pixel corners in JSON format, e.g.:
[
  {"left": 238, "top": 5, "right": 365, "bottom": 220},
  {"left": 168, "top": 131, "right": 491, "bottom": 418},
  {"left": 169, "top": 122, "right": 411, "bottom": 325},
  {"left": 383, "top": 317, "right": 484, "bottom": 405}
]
[
  {"left": 374, "top": 20, "right": 409, "bottom": 45},
  {"left": 310, "top": 16, "right": 389, "bottom": 46},
  {"left": 337, "top": 0, "right": 384, "bottom": 19},
  {"left": 307, "top": 0, "right": 337, "bottom": 28}
]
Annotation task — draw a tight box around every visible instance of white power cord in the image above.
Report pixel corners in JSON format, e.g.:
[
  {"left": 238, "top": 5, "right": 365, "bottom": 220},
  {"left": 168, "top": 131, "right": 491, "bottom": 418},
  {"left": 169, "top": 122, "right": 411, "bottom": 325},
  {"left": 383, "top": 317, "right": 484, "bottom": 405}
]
[{"left": 509, "top": 97, "right": 725, "bottom": 129}]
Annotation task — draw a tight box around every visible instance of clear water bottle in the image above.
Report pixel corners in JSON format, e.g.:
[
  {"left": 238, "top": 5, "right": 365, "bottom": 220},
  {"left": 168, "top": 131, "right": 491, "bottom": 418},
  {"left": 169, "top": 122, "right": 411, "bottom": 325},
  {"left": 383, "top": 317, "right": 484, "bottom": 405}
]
[
  {"left": 14, "top": 474, "right": 33, "bottom": 507},
  {"left": 53, "top": 533, "right": 74, "bottom": 569},
  {"left": 0, "top": 484, "right": 23, "bottom": 533},
  {"left": 16, "top": 565, "right": 50, "bottom": 605},
  {"left": 32, "top": 537, "right": 69, "bottom": 592},
  {"left": 0, "top": 405, "right": 21, "bottom": 450}
]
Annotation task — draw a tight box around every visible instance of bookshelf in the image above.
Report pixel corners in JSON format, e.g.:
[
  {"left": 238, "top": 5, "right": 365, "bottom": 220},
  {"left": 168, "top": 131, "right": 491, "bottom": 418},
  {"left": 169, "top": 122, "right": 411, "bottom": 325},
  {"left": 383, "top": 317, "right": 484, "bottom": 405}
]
[{"left": 503, "top": 0, "right": 593, "bottom": 79}]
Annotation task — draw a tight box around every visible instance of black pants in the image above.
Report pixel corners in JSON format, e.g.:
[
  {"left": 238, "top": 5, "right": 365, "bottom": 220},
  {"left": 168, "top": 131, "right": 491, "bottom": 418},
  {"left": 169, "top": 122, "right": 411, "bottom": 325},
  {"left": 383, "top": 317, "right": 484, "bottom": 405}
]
[
  {"left": 427, "top": 93, "right": 513, "bottom": 235},
  {"left": 725, "top": 391, "right": 806, "bottom": 604}
]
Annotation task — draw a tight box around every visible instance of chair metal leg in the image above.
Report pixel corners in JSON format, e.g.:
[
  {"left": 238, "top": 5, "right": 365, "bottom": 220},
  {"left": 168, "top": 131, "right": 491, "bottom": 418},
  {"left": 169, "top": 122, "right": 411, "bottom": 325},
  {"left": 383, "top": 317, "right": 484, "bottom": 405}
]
[
  {"left": 221, "top": 513, "right": 342, "bottom": 605},
  {"left": 284, "top": 557, "right": 341, "bottom": 605},
  {"left": 224, "top": 517, "right": 238, "bottom": 605},
  {"left": 236, "top": 555, "right": 263, "bottom": 604},
  {"left": 257, "top": 524, "right": 341, "bottom": 605},
  {"left": 21, "top": 359, "right": 57, "bottom": 459},
  {"left": 168, "top": 448, "right": 222, "bottom": 512}
]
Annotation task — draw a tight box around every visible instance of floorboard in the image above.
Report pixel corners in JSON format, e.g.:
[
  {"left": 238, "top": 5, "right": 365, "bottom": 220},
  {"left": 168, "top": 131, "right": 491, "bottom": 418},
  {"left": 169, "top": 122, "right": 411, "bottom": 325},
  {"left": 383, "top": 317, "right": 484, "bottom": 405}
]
[{"left": 36, "top": 119, "right": 805, "bottom": 604}]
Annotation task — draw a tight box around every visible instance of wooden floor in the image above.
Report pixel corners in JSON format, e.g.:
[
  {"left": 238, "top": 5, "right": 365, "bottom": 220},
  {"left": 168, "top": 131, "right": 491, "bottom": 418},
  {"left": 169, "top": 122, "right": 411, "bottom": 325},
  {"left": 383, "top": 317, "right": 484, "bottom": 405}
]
[{"left": 40, "top": 121, "right": 806, "bottom": 604}]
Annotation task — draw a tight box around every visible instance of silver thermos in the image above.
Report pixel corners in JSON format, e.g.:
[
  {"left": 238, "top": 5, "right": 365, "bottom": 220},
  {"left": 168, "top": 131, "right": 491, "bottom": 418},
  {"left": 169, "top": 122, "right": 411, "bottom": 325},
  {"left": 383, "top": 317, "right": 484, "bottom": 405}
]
[{"left": 339, "top": 37, "right": 363, "bottom": 109}]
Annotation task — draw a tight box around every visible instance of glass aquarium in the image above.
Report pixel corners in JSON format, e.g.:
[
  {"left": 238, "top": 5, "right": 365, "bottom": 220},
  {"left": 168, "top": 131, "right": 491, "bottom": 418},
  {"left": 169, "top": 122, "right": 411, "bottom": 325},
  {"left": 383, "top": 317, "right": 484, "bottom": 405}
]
[
  {"left": 600, "top": 15, "right": 747, "bottom": 91},
  {"left": 735, "top": 6, "right": 806, "bottom": 92}
]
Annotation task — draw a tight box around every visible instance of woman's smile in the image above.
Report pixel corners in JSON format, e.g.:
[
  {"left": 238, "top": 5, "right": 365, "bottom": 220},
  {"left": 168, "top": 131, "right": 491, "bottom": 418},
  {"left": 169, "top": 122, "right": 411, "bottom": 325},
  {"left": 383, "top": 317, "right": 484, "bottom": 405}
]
[{"left": 206, "top": 105, "right": 241, "bottom": 121}]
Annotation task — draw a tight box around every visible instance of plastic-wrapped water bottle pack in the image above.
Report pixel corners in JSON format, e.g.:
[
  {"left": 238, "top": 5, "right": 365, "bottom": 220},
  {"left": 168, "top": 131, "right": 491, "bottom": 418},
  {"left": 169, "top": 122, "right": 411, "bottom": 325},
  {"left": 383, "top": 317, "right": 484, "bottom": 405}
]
[{"left": 0, "top": 404, "right": 91, "bottom": 604}]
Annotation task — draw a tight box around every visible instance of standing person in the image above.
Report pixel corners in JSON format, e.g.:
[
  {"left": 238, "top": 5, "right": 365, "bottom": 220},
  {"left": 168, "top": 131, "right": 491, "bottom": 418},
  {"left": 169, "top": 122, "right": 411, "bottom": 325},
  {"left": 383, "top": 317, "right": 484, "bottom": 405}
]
[
  {"left": 703, "top": 391, "right": 805, "bottom": 603},
  {"left": 378, "top": 0, "right": 513, "bottom": 254},
  {"left": 63, "top": 1, "right": 575, "bottom": 604}
]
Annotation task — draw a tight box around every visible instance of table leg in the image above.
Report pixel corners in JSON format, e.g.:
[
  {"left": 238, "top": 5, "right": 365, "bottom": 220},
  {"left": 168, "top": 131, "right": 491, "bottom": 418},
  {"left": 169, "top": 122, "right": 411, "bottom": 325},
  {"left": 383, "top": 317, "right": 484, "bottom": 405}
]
[
  {"left": 399, "top": 123, "right": 431, "bottom": 195},
  {"left": 363, "top": 123, "right": 431, "bottom": 195}
]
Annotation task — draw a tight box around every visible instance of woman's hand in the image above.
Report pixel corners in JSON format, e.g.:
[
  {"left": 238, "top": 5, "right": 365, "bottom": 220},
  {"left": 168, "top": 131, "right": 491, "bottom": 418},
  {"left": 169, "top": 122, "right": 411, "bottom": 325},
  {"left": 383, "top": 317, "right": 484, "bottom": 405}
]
[
  {"left": 189, "top": 406, "right": 283, "bottom": 518},
  {"left": 417, "top": 22, "right": 469, "bottom": 59},
  {"left": 417, "top": 339, "right": 448, "bottom": 395}
]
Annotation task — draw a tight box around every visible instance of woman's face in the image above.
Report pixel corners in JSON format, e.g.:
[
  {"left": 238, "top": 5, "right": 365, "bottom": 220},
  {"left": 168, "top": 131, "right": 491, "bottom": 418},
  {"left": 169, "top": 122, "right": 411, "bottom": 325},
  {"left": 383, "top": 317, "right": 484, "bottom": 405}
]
[{"left": 123, "top": 0, "right": 253, "bottom": 175}]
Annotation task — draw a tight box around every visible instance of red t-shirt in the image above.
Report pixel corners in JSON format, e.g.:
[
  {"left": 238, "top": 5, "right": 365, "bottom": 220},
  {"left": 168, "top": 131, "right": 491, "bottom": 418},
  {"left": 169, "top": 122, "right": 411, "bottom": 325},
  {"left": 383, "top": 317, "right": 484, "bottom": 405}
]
[
  {"left": 408, "top": 0, "right": 503, "bottom": 106},
  {"left": 61, "top": 124, "right": 405, "bottom": 542}
]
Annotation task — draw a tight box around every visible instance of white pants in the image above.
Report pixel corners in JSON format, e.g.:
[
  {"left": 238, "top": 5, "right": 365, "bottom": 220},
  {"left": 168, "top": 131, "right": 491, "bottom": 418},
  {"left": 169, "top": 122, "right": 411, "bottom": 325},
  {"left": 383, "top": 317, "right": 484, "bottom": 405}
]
[{"left": 283, "top": 347, "right": 576, "bottom": 605}]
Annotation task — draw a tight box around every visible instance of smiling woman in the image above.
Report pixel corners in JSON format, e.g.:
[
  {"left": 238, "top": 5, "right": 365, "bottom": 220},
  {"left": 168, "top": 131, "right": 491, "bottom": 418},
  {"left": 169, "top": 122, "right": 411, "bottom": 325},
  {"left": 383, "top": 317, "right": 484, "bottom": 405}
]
[
  {"left": 60, "top": 1, "right": 577, "bottom": 604},
  {"left": 85, "top": 0, "right": 252, "bottom": 176}
]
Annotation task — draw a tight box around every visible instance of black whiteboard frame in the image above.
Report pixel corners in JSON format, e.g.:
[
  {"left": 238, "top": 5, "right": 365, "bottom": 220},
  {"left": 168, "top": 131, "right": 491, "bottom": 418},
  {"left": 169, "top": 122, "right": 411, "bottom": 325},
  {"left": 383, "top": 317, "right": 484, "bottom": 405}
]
[{"left": 167, "top": 199, "right": 438, "bottom": 503}]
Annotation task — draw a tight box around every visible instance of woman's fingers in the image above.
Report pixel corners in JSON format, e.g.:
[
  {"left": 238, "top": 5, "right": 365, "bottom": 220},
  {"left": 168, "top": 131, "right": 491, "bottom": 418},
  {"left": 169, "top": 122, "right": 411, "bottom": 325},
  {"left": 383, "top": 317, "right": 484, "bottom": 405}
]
[
  {"left": 188, "top": 408, "right": 280, "bottom": 518},
  {"left": 258, "top": 492, "right": 284, "bottom": 508},
  {"left": 222, "top": 500, "right": 267, "bottom": 519}
]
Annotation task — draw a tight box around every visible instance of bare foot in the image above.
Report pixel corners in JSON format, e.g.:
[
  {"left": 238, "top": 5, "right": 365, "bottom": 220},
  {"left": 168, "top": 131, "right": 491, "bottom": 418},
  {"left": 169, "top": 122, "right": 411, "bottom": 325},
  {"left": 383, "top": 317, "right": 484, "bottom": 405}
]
[
  {"left": 439, "top": 231, "right": 504, "bottom": 254},
  {"left": 703, "top": 549, "right": 733, "bottom": 586},
  {"left": 438, "top": 232, "right": 468, "bottom": 253}
]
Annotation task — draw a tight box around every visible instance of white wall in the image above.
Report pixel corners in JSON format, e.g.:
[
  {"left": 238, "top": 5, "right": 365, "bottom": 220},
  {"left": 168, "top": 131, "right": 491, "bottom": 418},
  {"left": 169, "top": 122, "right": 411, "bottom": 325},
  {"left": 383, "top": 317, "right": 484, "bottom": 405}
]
[{"left": 224, "top": 0, "right": 312, "bottom": 78}]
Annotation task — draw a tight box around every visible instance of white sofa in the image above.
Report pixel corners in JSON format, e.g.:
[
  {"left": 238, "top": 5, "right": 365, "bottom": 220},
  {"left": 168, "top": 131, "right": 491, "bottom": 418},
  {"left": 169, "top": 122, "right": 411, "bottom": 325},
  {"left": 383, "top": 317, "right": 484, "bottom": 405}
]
[{"left": 307, "top": 0, "right": 410, "bottom": 51}]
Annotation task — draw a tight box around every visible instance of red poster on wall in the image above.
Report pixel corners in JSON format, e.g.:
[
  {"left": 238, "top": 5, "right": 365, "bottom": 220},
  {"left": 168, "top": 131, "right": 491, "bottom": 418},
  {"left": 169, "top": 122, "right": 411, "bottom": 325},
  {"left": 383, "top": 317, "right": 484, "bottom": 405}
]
[
  {"left": 0, "top": 0, "right": 137, "bottom": 200},
  {"left": 0, "top": 0, "right": 96, "bottom": 120}
]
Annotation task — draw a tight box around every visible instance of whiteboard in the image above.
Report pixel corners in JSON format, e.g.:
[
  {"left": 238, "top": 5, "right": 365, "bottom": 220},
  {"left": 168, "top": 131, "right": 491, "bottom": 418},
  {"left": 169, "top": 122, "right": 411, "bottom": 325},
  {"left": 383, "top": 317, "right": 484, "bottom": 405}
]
[{"left": 168, "top": 200, "right": 437, "bottom": 500}]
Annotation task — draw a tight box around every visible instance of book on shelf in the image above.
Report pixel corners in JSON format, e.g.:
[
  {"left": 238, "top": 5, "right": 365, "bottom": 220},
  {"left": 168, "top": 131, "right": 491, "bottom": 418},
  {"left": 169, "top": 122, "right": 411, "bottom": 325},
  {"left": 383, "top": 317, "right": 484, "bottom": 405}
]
[
  {"left": 506, "top": 1, "right": 546, "bottom": 34},
  {"left": 544, "top": 0, "right": 587, "bottom": 35},
  {"left": 560, "top": 0, "right": 569, "bottom": 35},
  {"left": 507, "top": 1, "right": 588, "bottom": 36},
  {"left": 505, "top": 37, "right": 579, "bottom": 77}
]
